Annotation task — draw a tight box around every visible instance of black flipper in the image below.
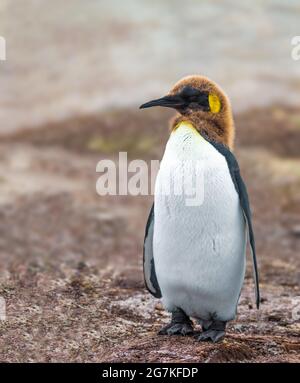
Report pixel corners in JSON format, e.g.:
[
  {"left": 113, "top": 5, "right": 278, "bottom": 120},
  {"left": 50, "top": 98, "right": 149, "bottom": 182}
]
[
  {"left": 207, "top": 140, "right": 260, "bottom": 309},
  {"left": 143, "top": 203, "right": 162, "bottom": 298}
]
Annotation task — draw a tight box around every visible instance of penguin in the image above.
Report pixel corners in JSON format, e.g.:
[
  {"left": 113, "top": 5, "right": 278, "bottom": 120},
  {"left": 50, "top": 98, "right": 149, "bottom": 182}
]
[{"left": 140, "top": 75, "right": 260, "bottom": 343}]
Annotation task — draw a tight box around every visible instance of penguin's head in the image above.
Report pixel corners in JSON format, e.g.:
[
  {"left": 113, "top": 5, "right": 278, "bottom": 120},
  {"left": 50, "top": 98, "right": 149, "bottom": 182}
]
[{"left": 140, "top": 75, "right": 235, "bottom": 149}]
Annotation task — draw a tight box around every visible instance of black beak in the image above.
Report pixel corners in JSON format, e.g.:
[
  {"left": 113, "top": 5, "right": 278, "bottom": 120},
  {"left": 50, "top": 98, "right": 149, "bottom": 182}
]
[{"left": 139, "top": 95, "right": 184, "bottom": 110}]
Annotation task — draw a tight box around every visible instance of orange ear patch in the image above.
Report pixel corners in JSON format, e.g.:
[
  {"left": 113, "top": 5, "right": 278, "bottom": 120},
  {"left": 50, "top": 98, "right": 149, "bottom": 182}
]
[{"left": 209, "top": 94, "right": 221, "bottom": 113}]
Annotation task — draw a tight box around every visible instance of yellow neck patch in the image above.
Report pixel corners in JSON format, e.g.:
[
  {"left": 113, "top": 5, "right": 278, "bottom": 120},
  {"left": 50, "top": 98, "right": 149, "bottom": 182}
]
[
  {"left": 173, "top": 121, "right": 194, "bottom": 134},
  {"left": 209, "top": 94, "right": 221, "bottom": 113},
  {"left": 173, "top": 121, "right": 206, "bottom": 141},
  {"left": 174, "top": 120, "right": 196, "bottom": 132}
]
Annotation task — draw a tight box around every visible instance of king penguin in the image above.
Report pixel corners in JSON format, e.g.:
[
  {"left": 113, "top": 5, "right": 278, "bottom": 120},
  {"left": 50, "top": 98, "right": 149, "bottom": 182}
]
[{"left": 140, "top": 75, "right": 260, "bottom": 342}]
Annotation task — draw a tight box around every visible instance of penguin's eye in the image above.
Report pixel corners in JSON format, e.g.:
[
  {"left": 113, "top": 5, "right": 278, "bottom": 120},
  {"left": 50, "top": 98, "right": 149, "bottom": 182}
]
[
  {"left": 179, "top": 86, "right": 210, "bottom": 111},
  {"left": 180, "top": 86, "right": 200, "bottom": 99},
  {"left": 196, "top": 92, "right": 210, "bottom": 110}
]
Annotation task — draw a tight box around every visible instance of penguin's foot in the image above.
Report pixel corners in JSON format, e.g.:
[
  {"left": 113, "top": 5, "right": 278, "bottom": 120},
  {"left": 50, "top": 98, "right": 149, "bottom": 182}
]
[
  {"left": 196, "top": 320, "right": 226, "bottom": 343},
  {"left": 197, "top": 329, "right": 225, "bottom": 343},
  {"left": 158, "top": 308, "right": 193, "bottom": 336},
  {"left": 158, "top": 322, "right": 194, "bottom": 336},
  {"left": 198, "top": 319, "right": 212, "bottom": 331}
]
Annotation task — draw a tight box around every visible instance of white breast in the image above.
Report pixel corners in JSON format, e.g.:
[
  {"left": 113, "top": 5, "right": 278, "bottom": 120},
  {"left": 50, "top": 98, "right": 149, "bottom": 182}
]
[{"left": 153, "top": 122, "right": 246, "bottom": 321}]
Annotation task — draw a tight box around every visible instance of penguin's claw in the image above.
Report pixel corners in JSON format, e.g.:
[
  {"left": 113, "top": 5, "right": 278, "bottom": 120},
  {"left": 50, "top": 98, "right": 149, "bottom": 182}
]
[
  {"left": 196, "top": 329, "right": 225, "bottom": 343},
  {"left": 158, "top": 322, "right": 194, "bottom": 336}
]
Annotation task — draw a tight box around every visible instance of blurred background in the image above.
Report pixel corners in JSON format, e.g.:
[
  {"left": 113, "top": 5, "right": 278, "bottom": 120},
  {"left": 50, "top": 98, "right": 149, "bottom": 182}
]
[{"left": 0, "top": 0, "right": 299, "bottom": 362}]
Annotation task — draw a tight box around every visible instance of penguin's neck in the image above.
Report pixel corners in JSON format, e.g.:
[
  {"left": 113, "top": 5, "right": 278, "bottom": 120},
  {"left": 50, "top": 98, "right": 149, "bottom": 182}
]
[
  {"left": 170, "top": 114, "right": 233, "bottom": 149},
  {"left": 164, "top": 121, "right": 214, "bottom": 161}
]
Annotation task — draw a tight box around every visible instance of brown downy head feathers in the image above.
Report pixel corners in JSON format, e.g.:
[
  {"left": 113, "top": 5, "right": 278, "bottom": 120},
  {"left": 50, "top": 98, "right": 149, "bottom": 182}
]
[
  {"left": 169, "top": 75, "right": 235, "bottom": 149},
  {"left": 140, "top": 75, "right": 235, "bottom": 150}
]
